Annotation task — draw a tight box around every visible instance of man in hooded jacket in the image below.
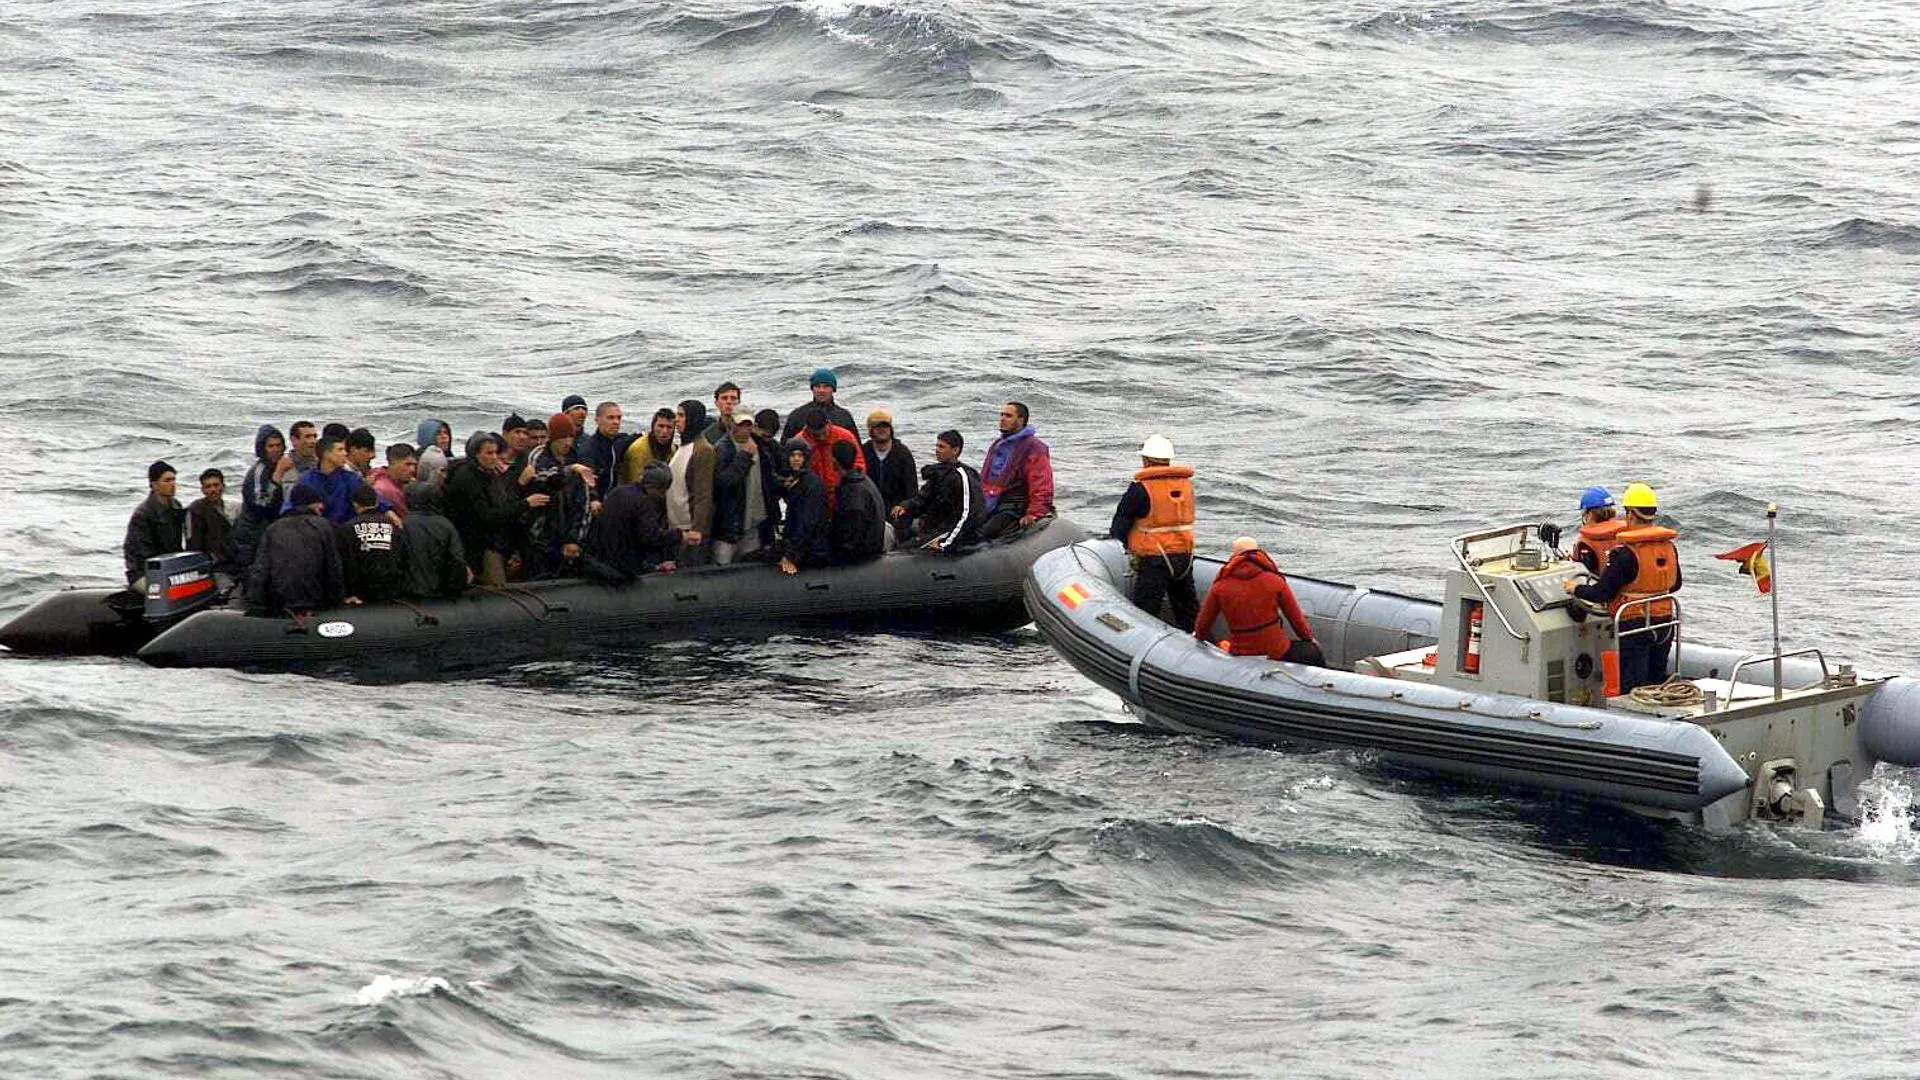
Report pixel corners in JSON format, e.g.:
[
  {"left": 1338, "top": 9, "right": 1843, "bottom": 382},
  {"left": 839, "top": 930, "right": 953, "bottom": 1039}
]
[
  {"left": 1193, "top": 537, "right": 1318, "bottom": 662},
  {"left": 777, "top": 438, "right": 831, "bottom": 574},
  {"left": 445, "top": 432, "right": 522, "bottom": 586},
  {"left": 233, "top": 424, "right": 291, "bottom": 569},
  {"left": 978, "top": 401, "right": 1054, "bottom": 539},
  {"left": 400, "top": 480, "right": 469, "bottom": 599}
]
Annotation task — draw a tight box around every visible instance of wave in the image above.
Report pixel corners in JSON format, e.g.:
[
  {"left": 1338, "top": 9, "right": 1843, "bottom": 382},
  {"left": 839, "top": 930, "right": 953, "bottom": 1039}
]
[
  {"left": 1814, "top": 217, "right": 1920, "bottom": 254},
  {"left": 1354, "top": 2, "right": 1741, "bottom": 47}
]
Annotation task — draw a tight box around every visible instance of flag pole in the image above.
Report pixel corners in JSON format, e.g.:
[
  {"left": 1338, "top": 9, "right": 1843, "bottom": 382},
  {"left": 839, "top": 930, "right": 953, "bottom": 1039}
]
[{"left": 1768, "top": 503, "right": 1781, "bottom": 700}]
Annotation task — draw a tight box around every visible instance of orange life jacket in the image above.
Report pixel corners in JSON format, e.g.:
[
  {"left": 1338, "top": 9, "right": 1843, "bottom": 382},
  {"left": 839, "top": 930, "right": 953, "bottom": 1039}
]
[
  {"left": 1610, "top": 524, "right": 1679, "bottom": 620},
  {"left": 1571, "top": 519, "right": 1628, "bottom": 572},
  {"left": 1126, "top": 464, "right": 1195, "bottom": 557}
]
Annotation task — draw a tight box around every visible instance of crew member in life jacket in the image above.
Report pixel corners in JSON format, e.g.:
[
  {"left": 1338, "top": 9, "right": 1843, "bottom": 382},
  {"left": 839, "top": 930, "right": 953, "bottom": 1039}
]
[
  {"left": 1569, "top": 486, "right": 1626, "bottom": 574},
  {"left": 1565, "top": 482, "right": 1682, "bottom": 693},
  {"left": 1109, "top": 434, "right": 1199, "bottom": 631}
]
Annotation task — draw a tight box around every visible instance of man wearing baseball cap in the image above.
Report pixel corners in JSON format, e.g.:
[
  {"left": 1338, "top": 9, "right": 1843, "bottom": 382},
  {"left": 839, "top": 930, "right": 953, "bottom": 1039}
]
[{"left": 861, "top": 409, "right": 917, "bottom": 511}]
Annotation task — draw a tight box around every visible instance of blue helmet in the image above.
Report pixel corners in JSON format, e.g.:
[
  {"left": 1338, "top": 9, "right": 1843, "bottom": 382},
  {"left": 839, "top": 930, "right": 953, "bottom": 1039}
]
[{"left": 1578, "top": 486, "right": 1615, "bottom": 512}]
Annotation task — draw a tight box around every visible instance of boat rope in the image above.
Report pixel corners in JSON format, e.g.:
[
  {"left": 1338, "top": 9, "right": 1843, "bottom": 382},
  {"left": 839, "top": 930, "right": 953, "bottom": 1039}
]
[
  {"left": 480, "top": 586, "right": 548, "bottom": 622},
  {"left": 1629, "top": 678, "right": 1704, "bottom": 709},
  {"left": 390, "top": 597, "right": 440, "bottom": 628}
]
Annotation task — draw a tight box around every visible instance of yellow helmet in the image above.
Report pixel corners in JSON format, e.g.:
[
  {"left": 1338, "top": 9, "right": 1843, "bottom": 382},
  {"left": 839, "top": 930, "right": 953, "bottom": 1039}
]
[{"left": 1621, "top": 482, "right": 1658, "bottom": 510}]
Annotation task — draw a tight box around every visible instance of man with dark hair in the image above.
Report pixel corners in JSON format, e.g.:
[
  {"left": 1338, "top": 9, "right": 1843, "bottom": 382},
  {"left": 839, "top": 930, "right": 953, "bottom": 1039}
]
[
  {"left": 369, "top": 443, "right": 418, "bottom": 517},
  {"left": 124, "top": 460, "right": 186, "bottom": 590},
  {"left": 295, "top": 434, "right": 369, "bottom": 523},
  {"left": 575, "top": 401, "right": 632, "bottom": 513},
  {"left": 795, "top": 405, "right": 861, "bottom": 508},
  {"left": 861, "top": 409, "right": 917, "bottom": 510},
  {"left": 782, "top": 368, "right": 856, "bottom": 438},
  {"left": 700, "top": 381, "right": 744, "bottom": 448},
  {"left": 445, "top": 432, "right": 522, "bottom": 586},
  {"left": 340, "top": 485, "right": 407, "bottom": 604},
  {"left": 400, "top": 480, "right": 469, "bottom": 600},
  {"left": 525, "top": 416, "right": 548, "bottom": 453},
  {"left": 620, "top": 407, "right": 677, "bottom": 485},
  {"left": 321, "top": 422, "right": 351, "bottom": 444},
  {"left": 754, "top": 409, "right": 781, "bottom": 447},
  {"left": 892, "top": 431, "right": 984, "bottom": 551},
  {"left": 978, "top": 400, "right": 1053, "bottom": 540},
  {"left": 776, "top": 438, "right": 831, "bottom": 574},
  {"left": 185, "top": 467, "right": 235, "bottom": 568},
  {"left": 287, "top": 420, "right": 319, "bottom": 473},
  {"left": 246, "top": 481, "right": 344, "bottom": 615},
  {"left": 585, "top": 462, "right": 682, "bottom": 582},
  {"left": 560, "top": 395, "right": 590, "bottom": 439},
  {"left": 829, "top": 441, "right": 887, "bottom": 563},
  {"left": 345, "top": 427, "right": 378, "bottom": 477},
  {"left": 501, "top": 414, "right": 532, "bottom": 469}
]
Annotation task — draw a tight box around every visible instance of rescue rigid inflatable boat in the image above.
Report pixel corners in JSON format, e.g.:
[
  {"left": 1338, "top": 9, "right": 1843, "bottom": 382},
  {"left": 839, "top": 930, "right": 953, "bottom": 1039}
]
[
  {"left": 1027, "top": 526, "right": 1920, "bottom": 828},
  {"left": 0, "top": 517, "right": 1087, "bottom": 674}
]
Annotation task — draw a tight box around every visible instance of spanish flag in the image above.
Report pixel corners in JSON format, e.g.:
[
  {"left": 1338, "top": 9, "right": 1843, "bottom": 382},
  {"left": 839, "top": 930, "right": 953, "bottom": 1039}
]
[
  {"left": 1714, "top": 541, "right": 1772, "bottom": 594},
  {"left": 1057, "top": 582, "right": 1091, "bottom": 610}
]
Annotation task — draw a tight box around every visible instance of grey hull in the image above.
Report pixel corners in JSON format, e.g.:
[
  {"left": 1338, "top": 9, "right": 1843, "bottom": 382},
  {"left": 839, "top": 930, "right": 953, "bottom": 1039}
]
[{"left": 1029, "top": 541, "right": 1766, "bottom": 812}]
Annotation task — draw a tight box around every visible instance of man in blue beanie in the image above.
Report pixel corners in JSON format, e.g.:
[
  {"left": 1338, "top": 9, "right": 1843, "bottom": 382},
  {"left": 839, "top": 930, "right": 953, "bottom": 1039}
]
[{"left": 782, "top": 366, "right": 856, "bottom": 439}]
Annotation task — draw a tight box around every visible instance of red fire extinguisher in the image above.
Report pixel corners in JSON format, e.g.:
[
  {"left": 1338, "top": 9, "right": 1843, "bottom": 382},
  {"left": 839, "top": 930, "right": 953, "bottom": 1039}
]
[{"left": 1464, "top": 602, "right": 1483, "bottom": 674}]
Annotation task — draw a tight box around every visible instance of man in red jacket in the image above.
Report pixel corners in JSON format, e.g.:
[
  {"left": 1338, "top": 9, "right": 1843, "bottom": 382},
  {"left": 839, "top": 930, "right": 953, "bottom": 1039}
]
[
  {"left": 1193, "top": 536, "right": 1318, "bottom": 662},
  {"left": 796, "top": 405, "right": 861, "bottom": 510}
]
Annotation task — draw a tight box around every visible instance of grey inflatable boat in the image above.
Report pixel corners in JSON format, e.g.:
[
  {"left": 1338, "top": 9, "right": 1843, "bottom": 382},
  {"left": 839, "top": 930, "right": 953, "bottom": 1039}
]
[{"left": 1027, "top": 526, "right": 1920, "bottom": 828}]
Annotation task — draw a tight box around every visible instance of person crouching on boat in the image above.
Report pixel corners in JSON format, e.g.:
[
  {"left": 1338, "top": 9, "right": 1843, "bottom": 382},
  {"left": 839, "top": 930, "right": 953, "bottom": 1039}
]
[
  {"left": 583, "top": 462, "right": 682, "bottom": 584},
  {"left": 1111, "top": 434, "right": 1198, "bottom": 631},
  {"left": 245, "top": 481, "right": 344, "bottom": 616},
  {"left": 1193, "top": 537, "right": 1319, "bottom": 663},
  {"left": 1564, "top": 482, "right": 1681, "bottom": 693}
]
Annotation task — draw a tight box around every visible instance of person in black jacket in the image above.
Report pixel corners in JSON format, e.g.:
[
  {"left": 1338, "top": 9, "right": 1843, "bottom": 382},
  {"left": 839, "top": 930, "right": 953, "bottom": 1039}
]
[
  {"left": 246, "top": 481, "right": 344, "bottom": 615},
  {"left": 781, "top": 368, "right": 857, "bottom": 439},
  {"left": 777, "top": 438, "right": 831, "bottom": 574},
  {"left": 712, "top": 411, "right": 781, "bottom": 564},
  {"left": 861, "top": 410, "right": 917, "bottom": 510},
  {"left": 573, "top": 401, "right": 634, "bottom": 512},
  {"left": 339, "top": 485, "right": 407, "bottom": 604},
  {"left": 584, "top": 462, "right": 681, "bottom": 583},
  {"left": 400, "top": 481, "right": 469, "bottom": 599},
  {"left": 891, "top": 431, "right": 984, "bottom": 551},
  {"left": 124, "top": 460, "right": 186, "bottom": 589},
  {"left": 445, "top": 432, "right": 523, "bottom": 586},
  {"left": 830, "top": 440, "right": 887, "bottom": 564}
]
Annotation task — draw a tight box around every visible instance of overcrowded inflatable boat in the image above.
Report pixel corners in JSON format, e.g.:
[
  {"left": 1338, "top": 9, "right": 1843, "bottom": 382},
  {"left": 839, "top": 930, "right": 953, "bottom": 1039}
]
[{"left": 0, "top": 517, "right": 1087, "bottom": 675}]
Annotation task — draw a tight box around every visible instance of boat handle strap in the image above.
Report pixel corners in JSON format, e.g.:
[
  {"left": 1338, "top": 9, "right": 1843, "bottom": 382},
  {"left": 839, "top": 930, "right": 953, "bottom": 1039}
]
[{"left": 1128, "top": 629, "right": 1178, "bottom": 701}]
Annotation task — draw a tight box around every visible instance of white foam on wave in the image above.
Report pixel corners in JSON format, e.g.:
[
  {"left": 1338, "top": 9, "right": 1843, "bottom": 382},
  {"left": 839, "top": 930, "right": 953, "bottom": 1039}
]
[
  {"left": 1853, "top": 766, "right": 1920, "bottom": 858},
  {"left": 353, "top": 974, "right": 452, "bottom": 1006}
]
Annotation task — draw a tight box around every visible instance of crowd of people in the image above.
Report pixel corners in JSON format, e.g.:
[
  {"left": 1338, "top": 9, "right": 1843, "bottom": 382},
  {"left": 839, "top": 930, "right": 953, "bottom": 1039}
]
[{"left": 120, "top": 368, "right": 1058, "bottom": 616}]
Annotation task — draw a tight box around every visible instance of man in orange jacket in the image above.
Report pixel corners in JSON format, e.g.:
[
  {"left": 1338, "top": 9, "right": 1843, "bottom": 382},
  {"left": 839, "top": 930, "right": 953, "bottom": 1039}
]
[{"left": 1110, "top": 434, "right": 1198, "bottom": 630}]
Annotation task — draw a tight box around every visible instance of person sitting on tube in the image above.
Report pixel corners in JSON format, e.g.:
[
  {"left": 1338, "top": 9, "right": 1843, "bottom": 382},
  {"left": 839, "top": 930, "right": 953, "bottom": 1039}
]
[
  {"left": 1193, "top": 536, "right": 1320, "bottom": 663},
  {"left": 776, "top": 438, "right": 831, "bottom": 575},
  {"left": 246, "top": 481, "right": 344, "bottom": 616}
]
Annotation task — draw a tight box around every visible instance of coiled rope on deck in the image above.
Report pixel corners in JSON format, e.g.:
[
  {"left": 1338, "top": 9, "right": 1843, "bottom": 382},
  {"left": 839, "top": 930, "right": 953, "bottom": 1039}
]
[{"left": 1628, "top": 677, "right": 1704, "bottom": 709}]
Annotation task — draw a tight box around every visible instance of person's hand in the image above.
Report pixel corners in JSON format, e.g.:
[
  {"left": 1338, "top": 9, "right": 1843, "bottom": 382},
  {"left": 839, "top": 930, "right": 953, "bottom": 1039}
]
[
  {"left": 922, "top": 538, "right": 943, "bottom": 552},
  {"left": 571, "top": 463, "right": 596, "bottom": 487},
  {"left": 683, "top": 530, "right": 703, "bottom": 544},
  {"left": 527, "top": 493, "right": 551, "bottom": 508},
  {"left": 272, "top": 455, "right": 295, "bottom": 480},
  {"left": 659, "top": 560, "right": 677, "bottom": 573},
  {"left": 1562, "top": 579, "right": 1577, "bottom": 595},
  {"left": 519, "top": 461, "right": 536, "bottom": 485},
  {"left": 466, "top": 567, "right": 475, "bottom": 584},
  {"left": 1019, "top": 514, "right": 1037, "bottom": 528},
  {"left": 492, "top": 457, "right": 509, "bottom": 474},
  {"left": 590, "top": 500, "right": 603, "bottom": 517},
  {"left": 780, "top": 557, "right": 797, "bottom": 575},
  {"left": 889, "top": 505, "right": 907, "bottom": 520},
  {"left": 344, "top": 596, "right": 363, "bottom": 606},
  {"left": 562, "top": 543, "right": 580, "bottom": 559},
  {"left": 387, "top": 510, "right": 403, "bottom": 526}
]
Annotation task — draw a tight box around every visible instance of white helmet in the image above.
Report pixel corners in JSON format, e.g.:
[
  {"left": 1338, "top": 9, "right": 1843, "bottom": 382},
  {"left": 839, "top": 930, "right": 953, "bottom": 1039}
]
[{"left": 1139, "top": 434, "right": 1175, "bottom": 460}]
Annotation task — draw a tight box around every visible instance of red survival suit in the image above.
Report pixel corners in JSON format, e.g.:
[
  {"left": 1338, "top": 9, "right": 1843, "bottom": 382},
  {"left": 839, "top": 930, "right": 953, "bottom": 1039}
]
[{"left": 1192, "top": 547, "right": 1316, "bottom": 659}]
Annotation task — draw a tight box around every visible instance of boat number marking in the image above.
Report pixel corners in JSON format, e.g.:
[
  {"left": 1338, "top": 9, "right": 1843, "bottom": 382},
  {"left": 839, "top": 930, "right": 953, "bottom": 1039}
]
[{"left": 317, "top": 621, "right": 356, "bottom": 639}]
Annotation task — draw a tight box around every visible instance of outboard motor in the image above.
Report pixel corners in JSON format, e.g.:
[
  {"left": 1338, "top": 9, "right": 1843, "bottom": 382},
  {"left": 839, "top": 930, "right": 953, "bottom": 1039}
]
[{"left": 143, "top": 552, "right": 219, "bottom": 623}]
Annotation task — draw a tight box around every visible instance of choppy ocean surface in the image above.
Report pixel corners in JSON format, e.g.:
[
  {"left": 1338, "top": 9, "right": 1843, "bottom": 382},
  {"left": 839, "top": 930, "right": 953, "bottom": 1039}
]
[{"left": 4, "top": 0, "right": 1920, "bottom": 1075}]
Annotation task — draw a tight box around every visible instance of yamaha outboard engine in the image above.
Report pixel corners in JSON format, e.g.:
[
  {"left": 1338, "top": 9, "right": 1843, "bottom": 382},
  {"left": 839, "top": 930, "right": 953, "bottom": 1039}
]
[{"left": 142, "top": 552, "right": 219, "bottom": 623}]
